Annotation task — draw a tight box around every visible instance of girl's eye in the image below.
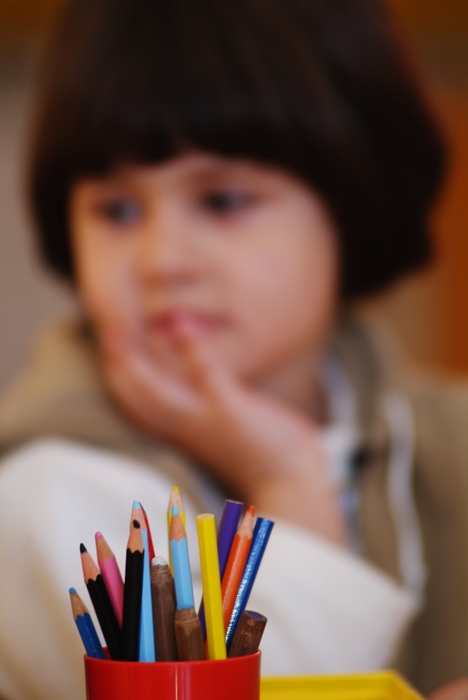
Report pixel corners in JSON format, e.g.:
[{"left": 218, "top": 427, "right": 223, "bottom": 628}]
[
  {"left": 96, "top": 198, "right": 142, "bottom": 224},
  {"left": 201, "top": 190, "right": 255, "bottom": 214}
]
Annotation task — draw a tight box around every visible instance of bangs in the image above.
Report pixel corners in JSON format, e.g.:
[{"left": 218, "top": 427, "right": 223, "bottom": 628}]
[{"left": 39, "top": 0, "right": 333, "bottom": 181}]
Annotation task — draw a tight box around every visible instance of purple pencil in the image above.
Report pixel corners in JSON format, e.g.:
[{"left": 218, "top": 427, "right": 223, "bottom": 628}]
[{"left": 199, "top": 500, "right": 243, "bottom": 636}]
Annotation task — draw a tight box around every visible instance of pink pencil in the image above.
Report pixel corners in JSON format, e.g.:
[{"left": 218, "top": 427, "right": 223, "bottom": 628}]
[{"left": 95, "top": 532, "right": 124, "bottom": 626}]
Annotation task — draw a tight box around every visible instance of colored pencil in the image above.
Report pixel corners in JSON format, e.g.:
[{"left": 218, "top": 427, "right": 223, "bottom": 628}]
[
  {"left": 167, "top": 487, "right": 186, "bottom": 574},
  {"left": 170, "top": 506, "right": 194, "bottom": 609},
  {"left": 150, "top": 556, "right": 178, "bottom": 661},
  {"left": 217, "top": 500, "right": 244, "bottom": 575},
  {"left": 197, "top": 514, "right": 226, "bottom": 660},
  {"left": 225, "top": 517, "right": 274, "bottom": 649},
  {"left": 174, "top": 608, "right": 206, "bottom": 661},
  {"left": 228, "top": 610, "right": 267, "bottom": 658},
  {"left": 69, "top": 587, "right": 106, "bottom": 660},
  {"left": 141, "top": 503, "right": 156, "bottom": 561},
  {"left": 122, "top": 520, "right": 144, "bottom": 661},
  {"left": 95, "top": 532, "right": 124, "bottom": 626},
  {"left": 221, "top": 506, "right": 255, "bottom": 631},
  {"left": 80, "top": 544, "right": 123, "bottom": 660},
  {"left": 130, "top": 500, "right": 146, "bottom": 531},
  {"left": 138, "top": 529, "right": 156, "bottom": 661},
  {"left": 199, "top": 499, "right": 243, "bottom": 635}
]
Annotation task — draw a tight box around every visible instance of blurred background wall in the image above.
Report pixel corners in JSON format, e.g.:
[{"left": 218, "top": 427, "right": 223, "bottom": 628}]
[{"left": 0, "top": 0, "right": 467, "bottom": 395}]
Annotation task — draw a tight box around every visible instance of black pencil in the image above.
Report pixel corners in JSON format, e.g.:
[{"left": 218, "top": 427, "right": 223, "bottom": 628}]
[
  {"left": 80, "top": 543, "right": 123, "bottom": 660},
  {"left": 122, "top": 520, "right": 144, "bottom": 661}
]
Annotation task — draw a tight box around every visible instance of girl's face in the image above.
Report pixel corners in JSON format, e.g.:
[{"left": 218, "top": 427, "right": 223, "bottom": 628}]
[{"left": 71, "top": 153, "right": 339, "bottom": 386}]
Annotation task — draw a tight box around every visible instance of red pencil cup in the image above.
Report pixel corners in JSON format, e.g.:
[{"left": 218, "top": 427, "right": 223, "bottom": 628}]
[{"left": 85, "top": 652, "right": 261, "bottom": 700}]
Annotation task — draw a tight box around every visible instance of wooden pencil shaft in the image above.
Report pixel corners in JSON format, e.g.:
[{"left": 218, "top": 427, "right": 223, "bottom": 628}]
[
  {"left": 174, "top": 608, "right": 205, "bottom": 661},
  {"left": 95, "top": 533, "right": 115, "bottom": 562},
  {"left": 86, "top": 576, "right": 122, "bottom": 660},
  {"left": 70, "top": 589, "right": 90, "bottom": 618},
  {"left": 122, "top": 548, "right": 144, "bottom": 660},
  {"left": 151, "top": 563, "right": 178, "bottom": 661},
  {"left": 228, "top": 611, "right": 267, "bottom": 658},
  {"left": 131, "top": 501, "right": 146, "bottom": 530}
]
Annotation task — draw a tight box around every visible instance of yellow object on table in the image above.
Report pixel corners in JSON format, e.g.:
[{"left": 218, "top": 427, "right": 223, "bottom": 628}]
[{"left": 261, "top": 670, "right": 423, "bottom": 700}]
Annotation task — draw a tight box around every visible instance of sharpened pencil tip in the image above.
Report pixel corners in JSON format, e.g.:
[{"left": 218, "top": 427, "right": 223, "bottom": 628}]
[
  {"left": 133, "top": 519, "right": 141, "bottom": 529},
  {"left": 80, "top": 543, "right": 87, "bottom": 553},
  {"left": 133, "top": 500, "right": 141, "bottom": 509},
  {"left": 95, "top": 531, "right": 102, "bottom": 539},
  {"left": 69, "top": 587, "right": 77, "bottom": 594}
]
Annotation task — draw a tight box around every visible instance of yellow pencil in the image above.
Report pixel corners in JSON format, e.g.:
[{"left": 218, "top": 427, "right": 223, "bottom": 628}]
[
  {"left": 167, "top": 486, "right": 186, "bottom": 574},
  {"left": 196, "top": 514, "right": 226, "bottom": 660}
]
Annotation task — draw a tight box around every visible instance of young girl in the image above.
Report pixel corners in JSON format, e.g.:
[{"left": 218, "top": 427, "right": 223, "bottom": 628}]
[{"left": 0, "top": 1, "right": 466, "bottom": 699}]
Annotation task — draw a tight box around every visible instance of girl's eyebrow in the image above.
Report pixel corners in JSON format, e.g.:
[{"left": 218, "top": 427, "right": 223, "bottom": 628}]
[
  {"left": 178, "top": 159, "right": 271, "bottom": 186},
  {"left": 84, "top": 156, "right": 270, "bottom": 191}
]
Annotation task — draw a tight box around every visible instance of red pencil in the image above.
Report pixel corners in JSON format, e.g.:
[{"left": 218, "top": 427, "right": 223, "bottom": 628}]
[{"left": 141, "top": 503, "right": 156, "bottom": 562}]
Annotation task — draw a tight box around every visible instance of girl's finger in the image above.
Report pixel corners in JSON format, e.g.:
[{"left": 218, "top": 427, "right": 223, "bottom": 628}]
[
  {"left": 101, "top": 333, "right": 199, "bottom": 415},
  {"left": 172, "top": 322, "right": 233, "bottom": 397}
]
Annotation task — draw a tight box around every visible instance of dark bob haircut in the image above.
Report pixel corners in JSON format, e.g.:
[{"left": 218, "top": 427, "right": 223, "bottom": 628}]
[{"left": 29, "top": 0, "right": 446, "bottom": 298}]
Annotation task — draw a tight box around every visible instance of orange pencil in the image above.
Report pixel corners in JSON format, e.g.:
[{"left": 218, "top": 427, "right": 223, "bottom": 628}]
[{"left": 221, "top": 506, "right": 255, "bottom": 631}]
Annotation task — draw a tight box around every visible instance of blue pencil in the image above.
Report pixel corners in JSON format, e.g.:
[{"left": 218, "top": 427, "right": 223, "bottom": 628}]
[
  {"left": 138, "top": 529, "right": 156, "bottom": 661},
  {"left": 170, "top": 506, "right": 195, "bottom": 609},
  {"left": 69, "top": 587, "right": 106, "bottom": 659},
  {"left": 225, "top": 517, "right": 274, "bottom": 649}
]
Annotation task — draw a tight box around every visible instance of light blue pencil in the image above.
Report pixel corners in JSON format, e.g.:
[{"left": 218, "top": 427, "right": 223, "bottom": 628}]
[
  {"left": 138, "top": 529, "right": 156, "bottom": 661},
  {"left": 170, "top": 506, "right": 195, "bottom": 609}
]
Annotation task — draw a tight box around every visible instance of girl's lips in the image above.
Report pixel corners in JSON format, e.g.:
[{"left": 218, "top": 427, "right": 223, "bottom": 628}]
[{"left": 146, "top": 311, "right": 227, "bottom": 335}]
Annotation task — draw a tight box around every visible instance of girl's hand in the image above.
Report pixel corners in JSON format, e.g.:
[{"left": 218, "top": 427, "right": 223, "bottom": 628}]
[
  {"left": 101, "top": 325, "right": 346, "bottom": 545},
  {"left": 429, "top": 678, "right": 468, "bottom": 700}
]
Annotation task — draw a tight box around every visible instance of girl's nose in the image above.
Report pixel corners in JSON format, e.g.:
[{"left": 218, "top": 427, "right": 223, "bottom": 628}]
[{"left": 138, "top": 215, "right": 200, "bottom": 287}]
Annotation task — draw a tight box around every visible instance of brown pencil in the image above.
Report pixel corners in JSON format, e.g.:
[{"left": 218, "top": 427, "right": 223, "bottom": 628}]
[
  {"left": 174, "top": 608, "right": 206, "bottom": 661},
  {"left": 150, "top": 556, "right": 178, "bottom": 661},
  {"left": 228, "top": 610, "right": 267, "bottom": 658}
]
